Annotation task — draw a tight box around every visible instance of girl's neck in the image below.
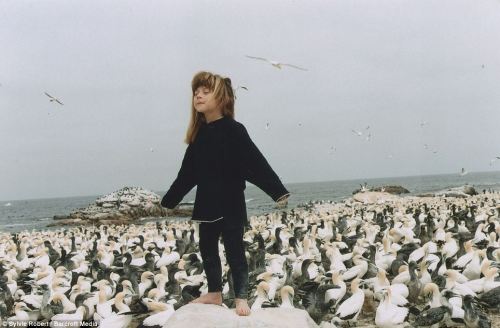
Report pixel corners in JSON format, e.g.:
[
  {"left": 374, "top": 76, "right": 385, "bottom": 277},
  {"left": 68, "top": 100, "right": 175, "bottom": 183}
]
[{"left": 204, "top": 112, "right": 224, "bottom": 123}]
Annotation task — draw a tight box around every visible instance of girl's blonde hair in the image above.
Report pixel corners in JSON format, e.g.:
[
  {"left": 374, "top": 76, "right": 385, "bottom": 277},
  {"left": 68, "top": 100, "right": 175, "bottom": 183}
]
[{"left": 184, "top": 71, "right": 235, "bottom": 144}]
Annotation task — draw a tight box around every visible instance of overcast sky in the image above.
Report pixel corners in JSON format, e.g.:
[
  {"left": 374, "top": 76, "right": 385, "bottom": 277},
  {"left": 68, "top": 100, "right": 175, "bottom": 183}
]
[{"left": 1, "top": 0, "right": 500, "bottom": 201}]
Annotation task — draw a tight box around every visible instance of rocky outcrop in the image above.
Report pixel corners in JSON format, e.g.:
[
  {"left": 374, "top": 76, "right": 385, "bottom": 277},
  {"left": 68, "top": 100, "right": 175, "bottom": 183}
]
[
  {"left": 352, "top": 185, "right": 410, "bottom": 195},
  {"left": 352, "top": 191, "right": 400, "bottom": 204},
  {"left": 371, "top": 185, "right": 410, "bottom": 194},
  {"left": 50, "top": 186, "right": 192, "bottom": 227},
  {"left": 417, "top": 185, "right": 478, "bottom": 198}
]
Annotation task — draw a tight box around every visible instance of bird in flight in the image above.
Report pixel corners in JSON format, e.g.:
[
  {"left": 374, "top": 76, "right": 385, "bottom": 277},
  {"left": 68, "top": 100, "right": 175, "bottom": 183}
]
[
  {"left": 265, "top": 122, "right": 270, "bottom": 130},
  {"left": 233, "top": 85, "right": 248, "bottom": 99},
  {"left": 459, "top": 168, "right": 468, "bottom": 176},
  {"left": 44, "top": 92, "right": 64, "bottom": 105},
  {"left": 365, "top": 133, "right": 372, "bottom": 141},
  {"left": 351, "top": 129, "right": 363, "bottom": 137},
  {"left": 245, "top": 55, "right": 308, "bottom": 71},
  {"left": 420, "top": 121, "right": 427, "bottom": 128}
]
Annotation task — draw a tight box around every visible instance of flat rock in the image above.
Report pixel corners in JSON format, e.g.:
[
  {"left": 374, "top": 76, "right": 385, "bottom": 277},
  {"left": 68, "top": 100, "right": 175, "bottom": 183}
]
[
  {"left": 165, "top": 304, "right": 319, "bottom": 328},
  {"left": 352, "top": 191, "right": 399, "bottom": 204}
]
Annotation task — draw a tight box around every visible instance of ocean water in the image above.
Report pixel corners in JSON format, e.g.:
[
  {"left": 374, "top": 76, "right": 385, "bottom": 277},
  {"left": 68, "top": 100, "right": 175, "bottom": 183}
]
[{"left": 1, "top": 170, "right": 499, "bottom": 233}]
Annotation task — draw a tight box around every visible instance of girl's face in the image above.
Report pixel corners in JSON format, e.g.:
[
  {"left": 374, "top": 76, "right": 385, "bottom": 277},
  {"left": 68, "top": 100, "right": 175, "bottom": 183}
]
[{"left": 193, "top": 86, "right": 221, "bottom": 116}]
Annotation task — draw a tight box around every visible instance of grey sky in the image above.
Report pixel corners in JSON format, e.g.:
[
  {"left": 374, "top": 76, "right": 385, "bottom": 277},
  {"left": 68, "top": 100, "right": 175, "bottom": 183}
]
[{"left": 1, "top": 0, "right": 500, "bottom": 201}]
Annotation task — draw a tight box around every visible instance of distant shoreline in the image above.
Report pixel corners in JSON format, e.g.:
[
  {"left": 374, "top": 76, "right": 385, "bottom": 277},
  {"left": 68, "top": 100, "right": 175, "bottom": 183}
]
[{"left": 2, "top": 169, "right": 500, "bottom": 202}]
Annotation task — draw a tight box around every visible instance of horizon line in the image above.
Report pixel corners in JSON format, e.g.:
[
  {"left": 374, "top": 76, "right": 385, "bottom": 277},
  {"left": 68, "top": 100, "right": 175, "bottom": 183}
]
[{"left": 1, "top": 169, "right": 499, "bottom": 203}]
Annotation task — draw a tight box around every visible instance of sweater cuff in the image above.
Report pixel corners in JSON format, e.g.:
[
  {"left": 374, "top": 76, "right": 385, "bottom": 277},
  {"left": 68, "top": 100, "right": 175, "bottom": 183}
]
[{"left": 275, "top": 193, "right": 290, "bottom": 203}]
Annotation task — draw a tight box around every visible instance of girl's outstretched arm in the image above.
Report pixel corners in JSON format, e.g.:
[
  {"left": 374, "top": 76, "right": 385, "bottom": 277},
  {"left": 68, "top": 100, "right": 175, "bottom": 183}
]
[
  {"left": 161, "top": 144, "right": 196, "bottom": 209},
  {"left": 235, "top": 124, "right": 290, "bottom": 202}
]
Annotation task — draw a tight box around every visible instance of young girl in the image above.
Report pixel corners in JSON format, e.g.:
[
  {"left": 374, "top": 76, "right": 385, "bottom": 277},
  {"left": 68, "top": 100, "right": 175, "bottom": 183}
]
[{"left": 161, "top": 71, "right": 290, "bottom": 316}]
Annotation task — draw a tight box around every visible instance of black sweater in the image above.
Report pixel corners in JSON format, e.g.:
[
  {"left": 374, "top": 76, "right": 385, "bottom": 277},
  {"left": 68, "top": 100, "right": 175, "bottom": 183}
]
[{"left": 161, "top": 116, "right": 290, "bottom": 224}]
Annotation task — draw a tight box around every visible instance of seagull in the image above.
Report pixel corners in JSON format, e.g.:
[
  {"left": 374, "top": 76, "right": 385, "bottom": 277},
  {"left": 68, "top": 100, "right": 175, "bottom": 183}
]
[
  {"left": 298, "top": 122, "right": 302, "bottom": 127},
  {"left": 265, "top": 122, "right": 270, "bottom": 130},
  {"left": 233, "top": 85, "right": 248, "bottom": 99},
  {"left": 149, "top": 147, "right": 154, "bottom": 153},
  {"left": 365, "top": 133, "right": 372, "bottom": 141},
  {"left": 352, "top": 129, "right": 363, "bottom": 137},
  {"left": 459, "top": 168, "right": 468, "bottom": 176},
  {"left": 44, "top": 92, "right": 64, "bottom": 105},
  {"left": 245, "top": 55, "right": 308, "bottom": 71},
  {"left": 420, "top": 121, "right": 428, "bottom": 127}
]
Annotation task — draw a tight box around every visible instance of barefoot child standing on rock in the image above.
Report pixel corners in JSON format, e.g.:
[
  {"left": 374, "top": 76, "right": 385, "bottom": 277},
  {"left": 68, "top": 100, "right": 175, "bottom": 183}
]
[{"left": 161, "top": 71, "right": 290, "bottom": 316}]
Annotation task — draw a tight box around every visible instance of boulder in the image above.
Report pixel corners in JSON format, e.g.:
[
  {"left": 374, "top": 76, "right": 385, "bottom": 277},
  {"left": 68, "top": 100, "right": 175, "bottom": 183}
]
[{"left": 164, "top": 304, "right": 319, "bottom": 328}]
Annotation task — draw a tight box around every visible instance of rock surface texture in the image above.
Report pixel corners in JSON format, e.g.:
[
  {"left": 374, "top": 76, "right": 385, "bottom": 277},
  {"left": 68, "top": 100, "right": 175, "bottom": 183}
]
[{"left": 50, "top": 186, "right": 191, "bottom": 226}]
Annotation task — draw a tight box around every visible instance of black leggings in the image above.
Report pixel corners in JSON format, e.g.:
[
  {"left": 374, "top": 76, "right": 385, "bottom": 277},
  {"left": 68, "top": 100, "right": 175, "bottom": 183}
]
[{"left": 198, "top": 218, "right": 248, "bottom": 299}]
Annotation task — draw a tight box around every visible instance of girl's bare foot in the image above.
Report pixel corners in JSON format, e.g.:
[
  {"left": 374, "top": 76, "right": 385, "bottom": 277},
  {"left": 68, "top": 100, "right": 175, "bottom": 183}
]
[
  {"left": 235, "top": 298, "right": 251, "bottom": 316},
  {"left": 190, "top": 292, "right": 223, "bottom": 305}
]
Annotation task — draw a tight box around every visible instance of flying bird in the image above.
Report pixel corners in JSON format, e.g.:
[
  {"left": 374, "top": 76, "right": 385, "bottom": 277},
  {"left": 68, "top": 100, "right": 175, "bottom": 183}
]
[
  {"left": 245, "top": 55, "right": 308, "bottom": 71},
  {"left": 233, "top": 85, "right": 248, "bottom": 99},
  {"left": 351, "top": 129, "right": 363, "bottom": 137},
  {"left": 420, "top": 121, "right": 428, "bottom": 127},
  {"left": 265, "top": 122, "right": 270, "bottom": 130},
  {"left": 44, "top": 92, "right": 64, "bottom": 105},
  {"left": 149, "top": 147, "right": 154, "bottom": 153},
  {"left": 365, "top": 133, "right": 372, "bottom": 141},
  {"left": 459, "top": 168, "right": 468, "bottom": 176}
]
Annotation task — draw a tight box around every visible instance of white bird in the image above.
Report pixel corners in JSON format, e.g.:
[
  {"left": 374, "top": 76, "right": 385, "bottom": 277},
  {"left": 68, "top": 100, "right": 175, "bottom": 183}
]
[
  {"left": 333, "top": 278, "right": 365, "bottom": 325},
  {"left": 233, "top": 85, "right": 248, "bottom": 99},
  {"left": 251, "top": 281, "right": 270, "bottom": 310},
  {"left": 351, "top": 129, "right": 363, "bottom": 137},
  {"left": 245, "top": 55, "right": 308, "bottom": 71},
  {"left": 375, "top": 288, "right": 409, "bottom": 328},
  {"left": 279, "top": 285, "right": 295, "bottom": 308},
  {"left": 44, "top": 92, "right": 64, "bottom": 105},
  {"left": 141, "top": 299, "right": 176, "bottom": 327},
  {"left": 459, "top": 168, "right": 468, "bottom": 176}
]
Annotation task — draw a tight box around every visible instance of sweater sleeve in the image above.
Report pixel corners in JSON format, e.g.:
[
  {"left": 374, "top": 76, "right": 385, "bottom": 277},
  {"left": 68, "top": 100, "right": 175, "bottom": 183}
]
[
  {"left": 235, "top": 124, "right": 290, "bottom": 202},
  {"left": 161, "top": 144, "right": 196, "bottom": 209}
]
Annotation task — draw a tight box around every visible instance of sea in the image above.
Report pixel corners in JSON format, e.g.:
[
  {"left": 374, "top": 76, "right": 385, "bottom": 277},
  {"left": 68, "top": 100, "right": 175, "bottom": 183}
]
[{"left": 1, "top": 171, "right": 499, "bottom": 233}]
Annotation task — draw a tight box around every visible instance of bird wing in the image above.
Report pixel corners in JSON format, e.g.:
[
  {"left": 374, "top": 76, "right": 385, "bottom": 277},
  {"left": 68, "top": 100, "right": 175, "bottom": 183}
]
[
  {"left": 55, "top": 99, "right": 64, "bottom": 105},
  {"left": 44, "top": 92, "right": 53, "bottom": 98},
  {"left": 281, "top": 63, "right": 308, "bottom": 71},
  {"left": 245, "top": 55, "right": 270, "bottom": 62}
]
